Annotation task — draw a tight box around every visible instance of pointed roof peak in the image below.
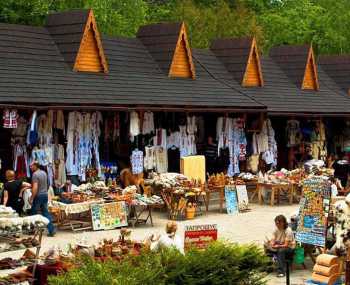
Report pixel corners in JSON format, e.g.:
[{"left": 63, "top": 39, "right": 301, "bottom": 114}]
[
  {"left": 210, "top": 36, "right": 263, "bottom": 87},
  {"left": 137, "top": 21, "right": 195, "bottom": 79},
  {"left": 46, "top": 9, "right": 108, "bottom": 73},
  {"left": 270, "top": 43, "right": 318, "bottom": 90}
]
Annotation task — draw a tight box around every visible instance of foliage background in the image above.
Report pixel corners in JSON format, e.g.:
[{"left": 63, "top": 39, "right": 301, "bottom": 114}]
[{"left": 0, "top": 0, "right": 349, "bottom": 55}]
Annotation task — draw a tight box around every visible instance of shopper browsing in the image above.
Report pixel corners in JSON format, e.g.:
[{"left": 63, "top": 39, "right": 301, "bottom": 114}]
[
  {"left": 29, "top": 161, "right": 56, "bottom": 237},
  {"left": 2, "top": 170, "right": 31, "bottom": 215}
]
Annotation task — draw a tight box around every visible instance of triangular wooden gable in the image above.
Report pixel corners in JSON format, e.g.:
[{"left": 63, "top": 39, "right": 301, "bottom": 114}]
[
  {"left": 242, "top": 38, "right": 263, "bottom": 87},
  {"left": 302, "top": 46, "right": 319, "bottom": 90},
  {"left": 169, "top": 22, "right": 195, "bottom": 79},
  {"left": 74, "top": 9, "right": 108, "bottom": 73}
]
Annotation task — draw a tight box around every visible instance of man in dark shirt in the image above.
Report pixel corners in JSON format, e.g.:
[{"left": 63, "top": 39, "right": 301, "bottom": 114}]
[
  {"left": 3, "top": 170, "right": 31, "bottom": 215},
  {"left": 204, "top": 136, "right": 218, "bottom": 175}
]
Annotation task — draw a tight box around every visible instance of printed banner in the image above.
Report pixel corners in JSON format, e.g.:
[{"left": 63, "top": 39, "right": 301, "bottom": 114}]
[
  {"left": 184, "top": 224, "right": 217, "bottom": 251},
  {"left": 236, "top": 185, "right": 249, "bottom": 211},
  {"left": 91, "top": 202, "right": 128, "bottom": 231},
  {"left": 225, "top": 185, "right": 239, "bottom": 215},
  {"left": 295, "top": 177, "right": 331, "bottom": 247}
]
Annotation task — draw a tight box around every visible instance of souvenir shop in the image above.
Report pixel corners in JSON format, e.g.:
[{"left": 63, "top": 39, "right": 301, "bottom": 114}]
[
  {"left": 0, "top": 109, "right": 268, "bottom": 184},
  {"left": 3, "top": 108, "right": 350, "bottom": 186}
]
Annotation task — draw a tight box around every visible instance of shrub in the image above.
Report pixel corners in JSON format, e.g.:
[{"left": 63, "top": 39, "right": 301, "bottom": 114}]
[{"left": 49, "top": 242, "right": 268, "bottom": 285}]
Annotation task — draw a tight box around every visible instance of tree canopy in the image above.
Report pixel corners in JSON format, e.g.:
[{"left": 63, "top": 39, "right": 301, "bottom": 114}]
[{"left": 0, "top": 0, "right": 349, "bottom": 55}]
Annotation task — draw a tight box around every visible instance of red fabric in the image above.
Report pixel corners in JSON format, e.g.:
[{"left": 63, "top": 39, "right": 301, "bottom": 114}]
[
  {"left": 29, "top": 262, "right": 64, "bottom": 285},
  {"left": 16, "top": 155, "right": 27, "bottom": 179}
]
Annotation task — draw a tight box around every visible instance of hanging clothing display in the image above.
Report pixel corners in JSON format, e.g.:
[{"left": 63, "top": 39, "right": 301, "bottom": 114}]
[
  {"left": 130, "top": 111, "right": 140, "bottom": 141},
  {"left": 3, "top": 109, "right": 18, "bottom": 128},
  {"left": 144, "top": 146, "right": 156, "bottom": 171},
  {"left": 266, "top": 119, "right": 278, "bottom": 167},
  {"left": 310, "top": 120, "right": 327, "bottom": 160},
  {"left": 53, "top": 144, "right": 66, "bottom": 186},
  {"left": 142, "top": 111, "right": 155, "bottom": 135},
  {"left": 13, "top": 144, "right": 29, "bottom": 178},
  {"left": 27, "top": 111, "right": 38, "bottom": 146},
  {"left": 286, "top": 120, "right": 302, "bottom": 147},
  {"left": 187, "top": 116, "right": 197, "bottom": 156},
  {"left": 155, "top": 147, "right": 168, "bottom": 173},
  {"left": 66, "top": 112, "right": 79, "bottom": 176},
  {"left": 227, "top": 118, "right": 247, "bottom": 177},
  {"left": 66, "top": 111, "right": 102, "bottom": 181},
  {"left": 153, "top": 129, "right": 167, "bottom": 150},
  {"left": 53, "top": 110, "right": 65, "bottom": 134},
  {"left": 131, "top": 149, "right": 143, "bottom": 175}
]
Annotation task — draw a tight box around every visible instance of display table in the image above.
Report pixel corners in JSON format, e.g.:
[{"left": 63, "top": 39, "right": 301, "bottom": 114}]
[
  {"left": 50, "top": 200, "right": 103, "bottom": 232},
  {"left": 128, "top": 204, "right": 156, "bottom": 227},
  {"left": 257, "top": 183, "right": 294, "bottom": 206}
]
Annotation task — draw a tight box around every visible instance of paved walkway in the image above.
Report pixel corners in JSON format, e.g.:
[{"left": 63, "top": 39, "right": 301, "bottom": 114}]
[{"left": 5, "top": 203, "right": 312, "bottom": 284}]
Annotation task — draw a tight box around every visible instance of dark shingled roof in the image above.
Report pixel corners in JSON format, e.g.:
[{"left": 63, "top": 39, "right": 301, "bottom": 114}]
[
  {"left": 241, "top": 56, "right": 350, "bottom": 115},
  {"left": 210, "top": 37, "right": 253, "bottom": 84},
  {"left": 137, "top": 22, "right": 183, "bottom": 75},
  {"left": 319, "top": 55, "right": 350, "bottom": 94},
  {"left": 46, "top": 9, "right": 89, "bottom": 68},
  {"left": 269, "top": 44, "right": 310, "bottom": 88},
  {"left": 194, "top": 46, "right": 350, "bottom": 114},
  {"left": 0, "top": 18, "right": 263, "bottom": 110},
  {"left": 0, "top": 23, "right": 65, "bottom": 69},
  {"left": 0, "top": 10, "right": 350, "bottom": 115}
]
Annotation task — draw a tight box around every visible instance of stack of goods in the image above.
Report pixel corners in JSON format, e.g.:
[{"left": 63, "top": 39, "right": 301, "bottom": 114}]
[
  {"left": 133, "top": 194, "right": 163, "bottom": 206},
  {"left": 207, "top": 173, "right": 227, "bottom": 189},
  {"left": 0, "top": 237, "right": 39, "bottom": 253},
  {"left": 0, "top": 271, "right": 33, "bottom": 285},
  {"left": 149, "top": 173, "right": 189, "bottom": 190},
  {"left": 238, "top": 172, "right": 258, "bottom": 181},
  {"left": 286, "top": 168, "right": 306, "bottom": 185},
  {"left": 104, "top": 186, "right": 137, "bottom": 203},
  {"left": 0, "top": 215, "right": 49, "bottom": 234},
  {"left": 306, "top": 254, "right": 341, "bottom": 285},
  {"left": 54, "top": 229, "right": 142, "bottom": 264},
  {"left": 304, "top": 160, "right": 326, "bottom": 174}
]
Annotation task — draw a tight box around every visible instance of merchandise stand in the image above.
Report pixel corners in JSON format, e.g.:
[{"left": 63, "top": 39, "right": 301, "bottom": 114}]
[{"left": 0, "top": 226, "right": 43, "bottom": 284}]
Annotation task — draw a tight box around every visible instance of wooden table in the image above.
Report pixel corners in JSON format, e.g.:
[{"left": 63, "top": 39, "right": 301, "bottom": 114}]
[
  {"left": 128, "top": 204, "right": 155, "bottom": 227},
  {"left": 258, "top": 183, "right": 294, "bottom": 206},
  {"left": 205, "top": 185, "right": 225, "bottom": 213}
]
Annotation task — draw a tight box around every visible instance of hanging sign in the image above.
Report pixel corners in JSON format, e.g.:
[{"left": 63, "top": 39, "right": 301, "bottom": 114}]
[
  {"left": 184, "top": 224, "right": 217, "bottom": 251},
  {"left": 225, "top": 185, "right": 239, "bottom": 215},
  {"left": 91, "top": 202, "right": 128, "bottom": 231},
  {"left": 236, "top": 184, "right": 249, "bottom": 212},
  {"left": 295, "top": 177, "right": 331, "bottom": 247}
]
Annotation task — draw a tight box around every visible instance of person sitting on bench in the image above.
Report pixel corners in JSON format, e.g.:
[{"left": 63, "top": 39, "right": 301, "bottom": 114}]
[{"left": 269, "top": 215, "right": 296, "bottom": 278}]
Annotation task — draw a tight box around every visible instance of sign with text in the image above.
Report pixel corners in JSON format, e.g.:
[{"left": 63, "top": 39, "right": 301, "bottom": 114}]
[
  {"left": 225, "top": 185, "right": 239, "bottom": 215},
  {"left": 184, "top": 224, "right": 218, "bottom": 251},
  {"left": 91, "top": 202, "right": 128, "bottom": 231}
]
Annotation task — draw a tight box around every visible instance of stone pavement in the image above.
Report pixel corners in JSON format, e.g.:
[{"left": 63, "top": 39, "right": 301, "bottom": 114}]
[{"left": 9, "top": 203, "right": 313, "bottom": 284}]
